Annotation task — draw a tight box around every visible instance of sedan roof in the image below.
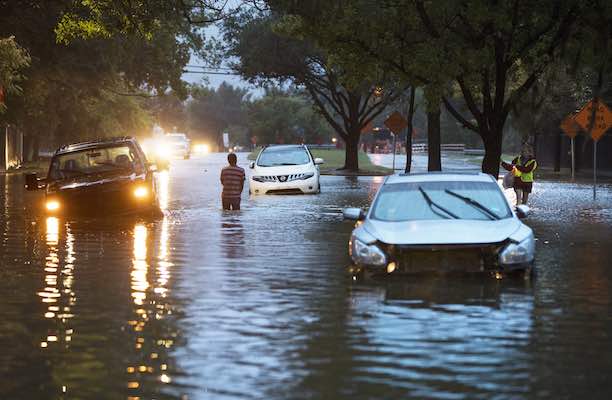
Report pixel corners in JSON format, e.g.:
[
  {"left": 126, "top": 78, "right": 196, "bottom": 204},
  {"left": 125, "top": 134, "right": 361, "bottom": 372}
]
[{"left": 385, "top": 171, "right": 496, "bottom": 184}]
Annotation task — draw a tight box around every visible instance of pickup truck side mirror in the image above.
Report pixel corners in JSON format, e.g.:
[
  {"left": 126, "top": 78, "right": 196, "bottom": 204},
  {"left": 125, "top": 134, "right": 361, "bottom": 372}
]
[
  {"left": 343, "top": 207, "right": 365, "bottom": 221},
  {"left": 25, "top": 173, "right": 44, "bottom": 191},
  {"left": 155, "top": 159, "right": 170, "bottom": 171}
]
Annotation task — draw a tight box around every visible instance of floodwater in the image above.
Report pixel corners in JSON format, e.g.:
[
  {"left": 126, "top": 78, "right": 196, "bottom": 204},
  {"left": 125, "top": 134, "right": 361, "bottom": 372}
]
[{"left": 1, "top": 153, "right": 611, "bottom": 400}]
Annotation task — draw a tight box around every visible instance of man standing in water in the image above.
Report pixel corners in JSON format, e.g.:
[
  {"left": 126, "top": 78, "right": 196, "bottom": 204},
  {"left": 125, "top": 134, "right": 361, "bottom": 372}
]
[
  {"left": 501, "top": 144, "right": 537, "bottom": 206},
  {"left": 220, "top": 153, "right": 245, "bottom": 210}
]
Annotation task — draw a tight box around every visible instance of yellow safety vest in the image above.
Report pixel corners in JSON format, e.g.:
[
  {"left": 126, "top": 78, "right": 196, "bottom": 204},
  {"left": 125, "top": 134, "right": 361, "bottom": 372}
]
[{"left": 513, "top": 157, "right": 537, "bottom": 182}]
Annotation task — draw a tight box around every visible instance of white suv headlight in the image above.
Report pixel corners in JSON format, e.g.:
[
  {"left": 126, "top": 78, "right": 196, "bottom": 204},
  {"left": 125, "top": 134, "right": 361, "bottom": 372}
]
[
  {"left": 350, "top": 236, "right": 387, "bottom": 266},
  {"left": 499, "top": 234, "right": 535, "bottom": 265}
]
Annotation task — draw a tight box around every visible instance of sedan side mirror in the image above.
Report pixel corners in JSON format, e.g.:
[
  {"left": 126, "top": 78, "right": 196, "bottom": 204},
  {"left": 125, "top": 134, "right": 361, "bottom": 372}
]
[
  {"left": 343, "top": 207, "right": 365, "bottom": 221},
  {"left": 25, "top": 173, "right": 44, "bottom": 191},
  {"left": 314, "top": 158, "right": 324, "bottom": 165},
  {"left": 516, "top": 205, "right": 530, "bottom": 218},
  {"left": 249, "top": 162, "right": 255, "bottom": 169}
]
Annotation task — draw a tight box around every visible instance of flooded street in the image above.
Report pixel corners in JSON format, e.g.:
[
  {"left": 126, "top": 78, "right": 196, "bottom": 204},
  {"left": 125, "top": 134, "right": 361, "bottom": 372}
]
[{"left": 1, "top": 153, "right": 611, "bottom": 400}]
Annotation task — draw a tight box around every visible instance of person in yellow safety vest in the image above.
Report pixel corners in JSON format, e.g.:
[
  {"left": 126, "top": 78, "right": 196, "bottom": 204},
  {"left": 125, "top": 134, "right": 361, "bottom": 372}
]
[{"left": 501, "top": 144, "right": 537, "bottom": 206}]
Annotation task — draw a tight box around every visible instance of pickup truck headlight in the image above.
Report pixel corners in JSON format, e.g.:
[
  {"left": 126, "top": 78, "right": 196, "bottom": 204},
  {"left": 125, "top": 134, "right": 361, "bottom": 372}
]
[
  {"left": 499, "top": 235, "right": 535, "bottom": 265},
  {"left": 133, "top": 186, "right": 149, "bottom": 198},
  {"left": 350, "top": 236, "right": 387, "bottom": 266}
]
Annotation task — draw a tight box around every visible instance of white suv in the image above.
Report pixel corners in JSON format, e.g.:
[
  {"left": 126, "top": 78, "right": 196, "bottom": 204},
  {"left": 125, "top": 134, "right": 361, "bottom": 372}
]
[{"left": 249, "top": 145, "right": 323, "bottom": 195}]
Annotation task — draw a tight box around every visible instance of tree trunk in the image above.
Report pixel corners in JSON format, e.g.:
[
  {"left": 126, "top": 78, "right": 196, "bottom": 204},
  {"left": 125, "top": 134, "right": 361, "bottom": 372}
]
[
  {"left": 427, "top": 106, "right": 441, "bottom": 171},
  {"left": 343, "top": 132, "right": 360, "bottom": 171},
  {"left": 405, "top": 87, "right": 416, "bottom": 173},
  {"left": 481, "top": 131, "right": 503, "bottom": 178}
]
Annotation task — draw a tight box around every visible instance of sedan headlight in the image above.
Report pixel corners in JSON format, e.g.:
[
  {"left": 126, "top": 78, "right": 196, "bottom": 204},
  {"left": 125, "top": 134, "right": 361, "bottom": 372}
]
[
  {"left": 350, "top": 237, "right": 387, "bottom": 266},
  {"left": 499, "top": 235, "right": 535, "bottom": 265}
]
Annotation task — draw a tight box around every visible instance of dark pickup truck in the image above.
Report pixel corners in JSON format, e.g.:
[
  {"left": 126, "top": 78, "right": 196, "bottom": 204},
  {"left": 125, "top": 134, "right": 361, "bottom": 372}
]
[{"left": 26, "top": 137, "right": 162, "bottom": 216}]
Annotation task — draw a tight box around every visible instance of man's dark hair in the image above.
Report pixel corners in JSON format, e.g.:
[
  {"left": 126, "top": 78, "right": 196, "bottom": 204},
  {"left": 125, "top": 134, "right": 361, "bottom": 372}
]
[{"left": 227, "top": 153, "right": 237, "bottom": 165}]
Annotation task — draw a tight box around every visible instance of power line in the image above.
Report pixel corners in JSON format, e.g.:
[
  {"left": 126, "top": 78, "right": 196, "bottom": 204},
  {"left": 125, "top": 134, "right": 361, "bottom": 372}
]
[{"left": 183, "top": 70, "right": 242, "bottom": 76}]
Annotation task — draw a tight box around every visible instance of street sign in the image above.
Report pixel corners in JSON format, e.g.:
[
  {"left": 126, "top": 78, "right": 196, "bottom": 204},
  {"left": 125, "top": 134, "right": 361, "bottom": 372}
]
[
  {"left": 573, "top": 98, "right": 612, "bottom": 141},
  {"left": 384, "top": 111, "right": 408, "bottom": 135},
  {"left": 361, "top": 121, "right": 373, "bottom": 134},
  {"left": 222, "top": 132, "right": 230, "bottom": 148},
  {"left": 560, "top": 114, "right": 580, "bottom": 138}
]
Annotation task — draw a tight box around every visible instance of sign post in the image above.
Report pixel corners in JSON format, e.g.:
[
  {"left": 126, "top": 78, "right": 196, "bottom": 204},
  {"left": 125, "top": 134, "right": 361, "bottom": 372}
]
[
  {"left": 573, "top": 98, "right": 612, "bottom": 200},
  {"left": 560, "top": 114, "right": 580, "bottom": 180},
  {"left": 384, "top": 111, "right": 408, "bottom": 172}
]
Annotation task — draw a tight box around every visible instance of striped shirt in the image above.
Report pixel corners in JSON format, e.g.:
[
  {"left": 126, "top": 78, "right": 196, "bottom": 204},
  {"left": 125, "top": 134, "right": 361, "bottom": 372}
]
[{"left": 220, "top": 165, "right": 245, "bottom": 198}]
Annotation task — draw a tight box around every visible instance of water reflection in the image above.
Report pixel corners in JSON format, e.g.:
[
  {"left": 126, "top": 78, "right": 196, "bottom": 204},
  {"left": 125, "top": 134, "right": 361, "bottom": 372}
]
[
  {"left": 126, "top": 219, "right": 179, "bottom": 398},
  {"left": 39, "top": 217, "right": 76, "bottom": 349}
]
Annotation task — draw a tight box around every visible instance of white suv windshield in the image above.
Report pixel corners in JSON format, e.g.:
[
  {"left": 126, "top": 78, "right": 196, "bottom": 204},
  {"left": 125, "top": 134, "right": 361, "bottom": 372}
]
[
  {"left": 257, "top": 148, "right": 310, "bottom": 167},
  {"left": 371, "top": 181, "right": 512, "bottom": 221}
]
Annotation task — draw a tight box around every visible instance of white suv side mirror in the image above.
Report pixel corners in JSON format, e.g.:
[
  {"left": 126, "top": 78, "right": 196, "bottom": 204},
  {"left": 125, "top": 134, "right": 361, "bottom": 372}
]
[
  {"left": 249, "top": 162, "right": 255, "bottom": 169},
  {"left": 314, "top": 158, "right": 324, "bottom": 165}
]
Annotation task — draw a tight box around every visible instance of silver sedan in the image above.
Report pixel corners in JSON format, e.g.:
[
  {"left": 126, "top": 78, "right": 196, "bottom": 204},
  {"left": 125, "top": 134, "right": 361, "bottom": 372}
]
[{"left": 343, "top": 172, "right": 535, "bottom": 278}]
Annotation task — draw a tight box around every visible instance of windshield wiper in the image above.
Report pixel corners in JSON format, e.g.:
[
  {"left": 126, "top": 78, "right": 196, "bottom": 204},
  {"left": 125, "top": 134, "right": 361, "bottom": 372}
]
[
  {"left": 444, "top": 189, "right": 501, "bottom": 220},
  {"left": 418, "top": 186, "right": 459, "bottom": 219}
]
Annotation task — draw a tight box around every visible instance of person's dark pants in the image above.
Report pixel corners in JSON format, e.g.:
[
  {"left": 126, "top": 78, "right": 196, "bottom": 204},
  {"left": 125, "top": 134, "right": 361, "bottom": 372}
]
[
  {"left": 513, "top": 180, "right": 533, "bottom": 205},
  {"left": 222, "top": 197, "right": 241, "bottom": 210}
]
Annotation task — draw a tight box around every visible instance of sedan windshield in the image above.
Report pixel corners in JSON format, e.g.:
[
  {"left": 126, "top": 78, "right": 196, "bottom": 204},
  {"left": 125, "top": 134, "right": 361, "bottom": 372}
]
[
  {"left": 257, "top": 148, "right": 310, "bottom": 167},
  {"left": 48, "top": 145, "right": 142, "bottom": 180},
  {"left": 371, "top": 181, "right": 512, "bottom": 221}
]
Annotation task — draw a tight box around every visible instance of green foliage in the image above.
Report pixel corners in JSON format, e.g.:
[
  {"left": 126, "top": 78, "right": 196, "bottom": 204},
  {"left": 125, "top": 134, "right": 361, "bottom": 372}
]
[
  {"left": 0, "top": 0, "right": 205, "bottom": 157},
  {"left": 0, "top": 36, "right": 30, "bottom": 112},
  {"left": 185, "top": 82, "right": 333, "bottom": 147},
  {"left": 187, "top": 82, "right": 251, "bottom": 145},
  {"left": 248, "top": 87, "right": 333, "bottom": 144}
]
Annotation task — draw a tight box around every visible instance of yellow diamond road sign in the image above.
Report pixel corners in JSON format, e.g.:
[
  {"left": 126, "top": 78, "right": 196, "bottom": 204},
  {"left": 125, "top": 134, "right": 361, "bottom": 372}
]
[
  {"left": 560, "top": 114, "right": 580, "bottom": 138},
  {"left": 574, "top": 99, "right": 612, "bottom": 141},
  {"left": 384, "top": 111, "right": 408, "bottom": 135}
]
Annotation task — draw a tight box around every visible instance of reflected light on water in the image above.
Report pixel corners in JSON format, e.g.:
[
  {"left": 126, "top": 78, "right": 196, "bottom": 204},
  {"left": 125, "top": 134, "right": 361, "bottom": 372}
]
[
  {"left": 126, "top": 219, "right": 176, "bottom": 395},
  {"left": 132, "top": 224, "right": 148, "bottom": 306},
  {"left": 157, "top": 170, "right": 170, "bottom": 211},
  {"left": 39, "top": 218, "right": 76, "bottom": 349}
]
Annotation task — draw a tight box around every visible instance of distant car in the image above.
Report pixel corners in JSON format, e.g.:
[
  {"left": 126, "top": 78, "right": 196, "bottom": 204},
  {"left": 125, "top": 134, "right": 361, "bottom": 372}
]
[
  {"left": 249, "top": 145, "right": 323, "bottom": 195},
  {"left": 25, "top": 137, "right": 161, "bottom": 216},
  {"left": 163, "top": 133, "right": 191, "bottom": 159},
  {"left": 343, "top": 172, "right": 535, "bottom": 278}
]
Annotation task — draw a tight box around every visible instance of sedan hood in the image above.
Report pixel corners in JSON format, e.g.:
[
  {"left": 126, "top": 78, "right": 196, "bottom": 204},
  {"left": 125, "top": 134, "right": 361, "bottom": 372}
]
[
  {"left": 253, "top": 164, "right": 314, "bottom": 175},
  {"left": 363, "top": 218, "right": 521, "bottom": 245}
]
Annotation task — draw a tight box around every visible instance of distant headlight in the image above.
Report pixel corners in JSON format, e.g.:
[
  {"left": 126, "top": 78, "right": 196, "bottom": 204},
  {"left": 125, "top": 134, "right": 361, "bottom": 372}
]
[
  {"left": 134, "top": 186, "right": 149, "bottom": 198},
  {"left": 350, "top": 236, "right": 387, "bottom": 266},
  {"left": 46, "top": 200, "right": 60, "bottom": 212},
  {"left": 499, "top": 234, "right": 535, "bottom": 265}
]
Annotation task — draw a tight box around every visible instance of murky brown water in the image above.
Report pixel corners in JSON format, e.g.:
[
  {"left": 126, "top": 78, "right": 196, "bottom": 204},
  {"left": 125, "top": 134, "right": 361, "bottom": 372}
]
[{"left": 1, "top": 154, "right": 611, "bottom": 399}]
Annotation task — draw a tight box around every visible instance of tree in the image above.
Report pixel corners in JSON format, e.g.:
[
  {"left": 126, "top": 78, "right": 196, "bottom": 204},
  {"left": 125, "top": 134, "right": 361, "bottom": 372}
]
[
  {"left": 0, "top": 37, "right": 30, "bottom": 113},
  {"left": 187, "top": 82, "right": 251, "bottom": 148},
  {"left": 267, "top": 0, "right": 581, "bottom": 177},
  {"left": 0, "top": 0, "right": 201, "bottom": 158},
  {"left": 223, "top": 11, "right": 402, "bottom": 170},
  {"left": 247, "top": 87, "right": 333, "bottom": 145}
]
